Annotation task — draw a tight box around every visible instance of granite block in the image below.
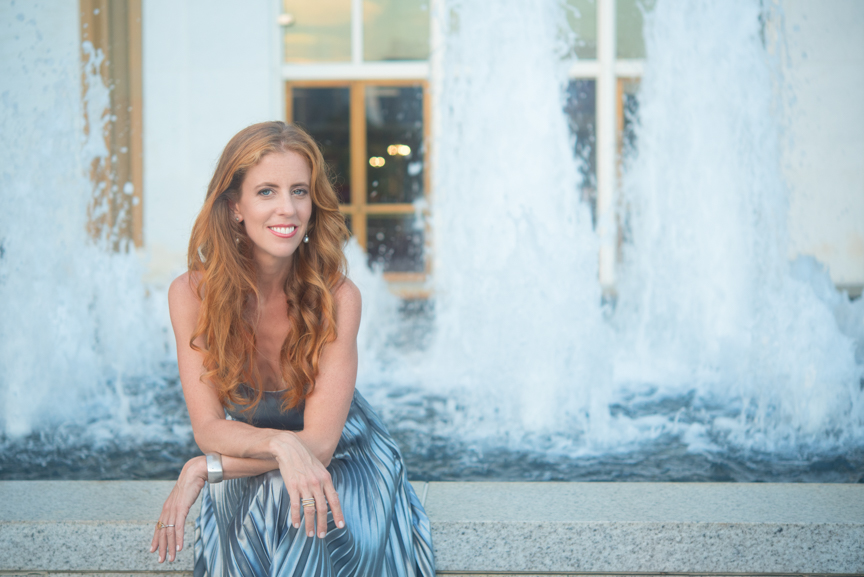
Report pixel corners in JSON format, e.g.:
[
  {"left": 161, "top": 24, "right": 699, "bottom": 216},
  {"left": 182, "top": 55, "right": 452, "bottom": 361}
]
[
  {"left": 424, "top": 482, "right": 864, "bottom": 574},
  {"left": 0, "top": 482, "right": 197, "bottom": 571},
  {"left": 0, "top": 521, "right": 195, "bottom": 571},
  {"left": 422, "top": 481, "right": 864, "bottom": 523},
  {"left": 430, "top": 520, "right": 864, "bottom": 573},
  {"left": 1, "top": 481, "right": 862, "bottom": 574},
  {"left": 0, "top": 481, "right": 193, "bottom": 522},
  {"left": 5, "top": 574, "right": 193, "bottom": 577},
  {"left": 0, "top": 481, "right": 425, "bottom": 572}
]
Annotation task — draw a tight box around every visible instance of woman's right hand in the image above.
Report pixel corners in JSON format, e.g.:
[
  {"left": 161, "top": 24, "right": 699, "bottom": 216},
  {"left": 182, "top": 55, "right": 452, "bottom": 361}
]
[
  {"left": 150, "top": 456, "right": 207, "bottom": 563},
  {"left": 269, "top": 431, "right": 345, "bottom": 538}
]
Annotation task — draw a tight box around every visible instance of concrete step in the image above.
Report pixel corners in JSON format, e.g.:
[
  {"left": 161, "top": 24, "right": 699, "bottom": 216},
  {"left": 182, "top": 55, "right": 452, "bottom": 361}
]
[{"left": 0, "top": 481, "right": 861, "bottom": 574}]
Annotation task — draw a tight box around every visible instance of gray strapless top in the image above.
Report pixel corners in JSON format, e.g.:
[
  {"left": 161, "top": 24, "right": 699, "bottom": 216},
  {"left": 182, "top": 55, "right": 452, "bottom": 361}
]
[{"left": 224, "top": 384, "right": 304, "bottom": 431}]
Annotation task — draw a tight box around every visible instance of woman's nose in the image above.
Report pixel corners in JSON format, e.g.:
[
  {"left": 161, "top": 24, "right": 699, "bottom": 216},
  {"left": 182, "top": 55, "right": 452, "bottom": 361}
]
[{"left": 277, "top": 192, "right": 297, "bottom": 216}]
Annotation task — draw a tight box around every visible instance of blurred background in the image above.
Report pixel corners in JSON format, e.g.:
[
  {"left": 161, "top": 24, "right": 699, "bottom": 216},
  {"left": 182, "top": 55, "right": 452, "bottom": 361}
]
[
  {"left": 1, "top": 0, "right": 862, "bottom": 482},
  {"left": 6, "top": 0, "right": 861, "bottom": 293}
]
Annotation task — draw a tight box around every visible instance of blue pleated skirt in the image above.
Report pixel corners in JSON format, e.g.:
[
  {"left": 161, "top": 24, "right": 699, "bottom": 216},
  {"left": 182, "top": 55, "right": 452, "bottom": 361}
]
[{"left": 193, "top": 391, "right": 435, "bottom": 577}]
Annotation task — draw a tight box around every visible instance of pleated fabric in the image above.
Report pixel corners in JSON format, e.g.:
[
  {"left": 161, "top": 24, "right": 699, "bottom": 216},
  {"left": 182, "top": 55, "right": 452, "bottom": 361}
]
[{"left": 193, "top": 391, "right": 435, "bottom": 577}]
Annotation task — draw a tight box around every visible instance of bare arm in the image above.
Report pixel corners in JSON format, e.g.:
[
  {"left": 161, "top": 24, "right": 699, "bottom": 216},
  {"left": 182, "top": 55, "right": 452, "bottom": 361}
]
[
  {"left": 151, "top": 273, "right": 360, "bottom": 563},
  {"left": 285, "top": 279, "right": 360, "bottom": 466},
  {"left": 149, "top": 454, "right": 276, "bottom": 561},
  {"left": 169, "top": 273, "right": 360, "bottom": 467}
]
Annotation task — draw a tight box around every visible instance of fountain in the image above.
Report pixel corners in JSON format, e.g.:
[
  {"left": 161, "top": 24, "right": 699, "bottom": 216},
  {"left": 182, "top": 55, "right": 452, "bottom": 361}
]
[
  {"left": 0, "top": 2, "right": 176, "bottom": 473},
  {"left": 352, "top": 0, "right": 864, "bottom": 481},
  {"left": 612, "top": 0, "right": 864, "bottom": 458},
  {"left": 1, "top": 0, "right": 862, "bottom": 482}
]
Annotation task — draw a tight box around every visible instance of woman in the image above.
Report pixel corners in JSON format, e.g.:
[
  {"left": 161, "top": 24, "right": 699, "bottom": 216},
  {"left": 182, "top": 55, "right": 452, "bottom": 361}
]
[{"left": 149, "top": 121, "right": 434, "bottom": 576}]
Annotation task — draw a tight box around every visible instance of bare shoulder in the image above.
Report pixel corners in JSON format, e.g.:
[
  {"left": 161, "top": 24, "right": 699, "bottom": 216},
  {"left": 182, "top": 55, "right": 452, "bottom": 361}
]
[
  {"left": 168, "top": 271, "right": 202, "bottom": 322},
  {"left": 334, "top": 276, "right": 361, "bottom": 307},
  {"left": 334, "top": 277, "right": 361, "bottom": 333}
]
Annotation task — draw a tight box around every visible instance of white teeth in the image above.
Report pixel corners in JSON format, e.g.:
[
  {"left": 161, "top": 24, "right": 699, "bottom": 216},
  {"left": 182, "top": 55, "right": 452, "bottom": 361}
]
[{"left": 269, "top": 226, "right": 295, "bottom": 235}]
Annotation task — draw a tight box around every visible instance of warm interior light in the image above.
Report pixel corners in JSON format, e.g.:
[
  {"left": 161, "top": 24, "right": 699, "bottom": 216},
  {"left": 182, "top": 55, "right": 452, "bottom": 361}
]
[
  {"left": 369, "top": 156, "right": 386, "bottom": 167},
  {"left": 386, "top": 144, "right": 412, "bottom": 156}
]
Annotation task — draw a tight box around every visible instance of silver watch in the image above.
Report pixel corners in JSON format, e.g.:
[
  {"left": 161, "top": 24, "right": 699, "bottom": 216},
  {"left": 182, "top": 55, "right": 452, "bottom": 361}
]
[{"left": 205, "top": 453, "right": 223, "bottom": 484}]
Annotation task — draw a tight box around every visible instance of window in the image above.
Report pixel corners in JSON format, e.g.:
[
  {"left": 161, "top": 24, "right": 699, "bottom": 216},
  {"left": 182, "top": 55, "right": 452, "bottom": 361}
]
[
  {"left": 286, "top": 81, "right": 429, "bottom": 277},
  {"left": 564, "top": 0, "right": 654, "bottom": 289},
  {"left": 281, "top": 0, "right": 650, "bottom": 292},
  {"left": 80, "top": 0, "right": 144, "bottom": 250},
  {"left": 281, "top": 1, "right": 430, "bottom": 294}
]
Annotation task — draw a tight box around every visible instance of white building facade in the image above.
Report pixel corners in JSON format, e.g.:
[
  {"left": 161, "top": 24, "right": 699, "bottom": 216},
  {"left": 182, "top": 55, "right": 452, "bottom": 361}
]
[{"left": 3, "top": 0, "right": 863, "bottom": 294}]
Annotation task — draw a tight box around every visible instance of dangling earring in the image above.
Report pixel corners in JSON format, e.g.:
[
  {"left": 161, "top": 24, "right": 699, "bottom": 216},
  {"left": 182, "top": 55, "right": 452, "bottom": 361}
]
[{"left": 303, "top": 234, "right": 309, "bottom": 244}]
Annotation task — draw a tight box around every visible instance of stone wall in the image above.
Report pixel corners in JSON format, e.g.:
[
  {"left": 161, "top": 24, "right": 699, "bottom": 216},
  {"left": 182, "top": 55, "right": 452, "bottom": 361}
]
[{"left": 1, "top": 482, "right": 862, "bottom": 574}]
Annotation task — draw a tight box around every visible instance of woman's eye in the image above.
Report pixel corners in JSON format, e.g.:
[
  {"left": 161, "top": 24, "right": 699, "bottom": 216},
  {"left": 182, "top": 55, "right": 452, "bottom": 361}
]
[
  {"left": 292, "top": 188, "right": 309, "bottom": 196},
  {"left": 258, "top": 188, "right": 275, "bottom": 196}
]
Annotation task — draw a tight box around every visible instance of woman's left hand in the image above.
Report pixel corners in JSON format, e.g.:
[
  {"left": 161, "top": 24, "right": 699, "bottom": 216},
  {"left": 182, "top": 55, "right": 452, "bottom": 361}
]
[
  {"left": 150, "top": 456, "right": 207, "bottom": 563},
  {"left": 269, "top": 431, "right": 345, "bottom": 539}
]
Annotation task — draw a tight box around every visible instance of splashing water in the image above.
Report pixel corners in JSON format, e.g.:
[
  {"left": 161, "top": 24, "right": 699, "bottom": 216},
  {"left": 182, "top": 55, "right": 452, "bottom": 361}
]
[
  {"left": 357, "top": 0, "right": 618, "bottom": 453},
  {"left": 613, "top": 0, "right": 864, "bottom": 456},
  {"left": 0, "top": 4, "right": 174, "bottom": 447},
  {"left": 1, "top": 0, "right": 862, "bottom": 481},
  {"left": 355, "top": 0, "right": 864, "bottom": 479}
]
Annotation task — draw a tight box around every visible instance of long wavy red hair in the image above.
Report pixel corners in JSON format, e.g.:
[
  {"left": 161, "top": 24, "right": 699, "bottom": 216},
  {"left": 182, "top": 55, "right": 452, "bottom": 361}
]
[{"left": 187, "top": 121, "right": 349, "bottom": 412}]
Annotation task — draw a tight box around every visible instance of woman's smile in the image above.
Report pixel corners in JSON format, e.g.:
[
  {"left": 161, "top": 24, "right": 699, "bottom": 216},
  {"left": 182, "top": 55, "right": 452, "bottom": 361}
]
[
  {"left": 268, "top": 225, "right": 298, "bottom": 238},
  {"left": 232, "top": 150, "right": 313, "bottom": 266}
]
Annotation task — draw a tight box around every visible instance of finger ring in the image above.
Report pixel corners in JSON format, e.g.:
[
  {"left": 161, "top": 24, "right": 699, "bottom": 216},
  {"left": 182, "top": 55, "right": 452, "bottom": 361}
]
[
  {"left": 300, "top": 498, "right": 316, "bottom": 509},
  {"left": 157, "top": 522, "right": 176, "bottom": 529}
]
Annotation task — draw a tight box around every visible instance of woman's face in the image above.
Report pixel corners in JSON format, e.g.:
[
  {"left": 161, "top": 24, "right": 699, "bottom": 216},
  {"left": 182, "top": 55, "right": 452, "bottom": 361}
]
[{"left": 232, "top": 150, "right": 313, "bottom": 268}]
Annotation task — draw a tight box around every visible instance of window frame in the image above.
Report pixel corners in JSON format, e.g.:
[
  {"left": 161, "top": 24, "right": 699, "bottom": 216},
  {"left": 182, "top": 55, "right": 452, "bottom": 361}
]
[
  {"left": 280, "top": 0, "right": 433, "bottom": 295},
  {"left": 80, "top": 0, "right": 144, "bottom": 250},
  {"left": 285, "top": 79, "right": 432, "bottom": 290},
  {"left": 280, "top": 0, "right": 648, "bottom": 294},
  {"left": 568, "top": 0, "right": 647, "bottom": 290}
]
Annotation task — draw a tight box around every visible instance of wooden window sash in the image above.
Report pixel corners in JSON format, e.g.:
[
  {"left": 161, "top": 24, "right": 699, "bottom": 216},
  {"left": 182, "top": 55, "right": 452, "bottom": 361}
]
[
  {"left": 286, "top": 79, "right": 432, "bottom": 294},
  {"left": 79, "top": 0, "right": 143, "bottom": 249}
]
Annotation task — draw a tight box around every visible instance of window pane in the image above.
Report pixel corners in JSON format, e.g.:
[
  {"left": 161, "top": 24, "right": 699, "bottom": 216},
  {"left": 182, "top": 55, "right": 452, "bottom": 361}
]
[
  {"left": 344, "top": 213, "right": 352, "bottom": 235},
  {"left": 282, "top": 0, "right": 351, "bottom": 63},
  {"left": 565, "top": 79, "right": 597, "bottom": 226},
  {"left": 292, "top": 87, "right": 351, "bottom": 204},
  {"left": 366, "top": 85, "right": 424, "bottom": 204},
  {"left": 364, "top": 0, "right": 430, "bottom": 61},
  {"left": 620, "top": 79, "right": 640, "bottom": 159},
  {"left": 616, "top": 0, "right": 655, "bottom": 58},
  {"left": 563, "top": 0, "right": 597, "bottom": 60},
  {"left": 367, "top": 214, "right": 424, "bottom": 272}
]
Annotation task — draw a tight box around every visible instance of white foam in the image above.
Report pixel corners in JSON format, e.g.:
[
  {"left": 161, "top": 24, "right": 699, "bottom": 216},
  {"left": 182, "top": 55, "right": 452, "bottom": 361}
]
[
  {"left": 614, "top": 0, "right": 863, "bottom": 453},
  {"left": 353, "top": 0, "right": 864, "bottom": 458},
  {"left": 2, "top": 0, "right": 862, "bottom": 468},
  {"left": 0, "top": 4, "right": 171, "bottom": 439}
]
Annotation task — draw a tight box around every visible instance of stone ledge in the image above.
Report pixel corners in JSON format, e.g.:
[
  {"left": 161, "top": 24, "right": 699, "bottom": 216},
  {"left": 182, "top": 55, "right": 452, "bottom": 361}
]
[
  {"left": 0, "top": 482, "right": 861, "bottom": 574},
  {"left": 3, "top": 573, "right": 863, "bottom": 577},
  {"left": 424, "top": 482, "right": 864, "bottom": 574},
  {"left": 0, "top": 574, "right": 192, "bottom": 577}
]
